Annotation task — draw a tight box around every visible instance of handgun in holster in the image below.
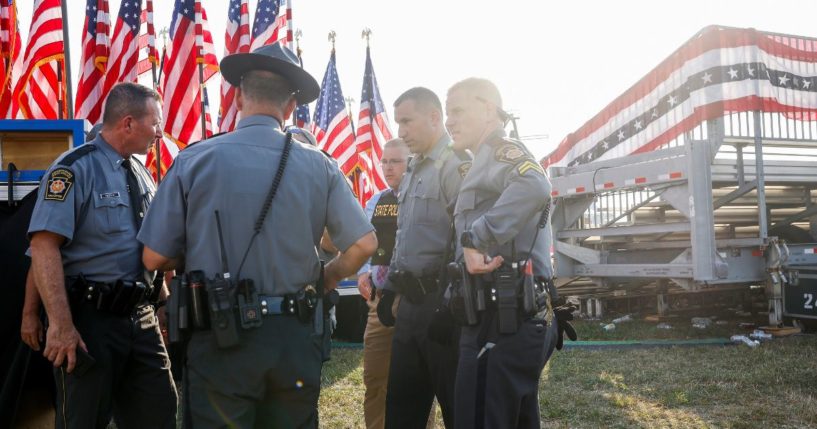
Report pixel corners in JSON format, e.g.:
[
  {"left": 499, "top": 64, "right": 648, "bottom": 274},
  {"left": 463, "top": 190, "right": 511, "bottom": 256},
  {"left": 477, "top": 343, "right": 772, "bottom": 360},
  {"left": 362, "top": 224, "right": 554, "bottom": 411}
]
[
  {"left": 446, "top": 262, "right": 478, "bottom": 326},
  {"left": 494, "top": 264, "right": 519, "bottom": 334}
]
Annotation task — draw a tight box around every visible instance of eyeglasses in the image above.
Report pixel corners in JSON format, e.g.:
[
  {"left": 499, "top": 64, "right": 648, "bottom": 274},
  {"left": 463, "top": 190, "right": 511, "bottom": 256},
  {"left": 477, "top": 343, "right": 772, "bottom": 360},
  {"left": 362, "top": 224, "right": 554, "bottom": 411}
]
[{"left": 379, "top": 158, "right": 406, "bottom": 166}]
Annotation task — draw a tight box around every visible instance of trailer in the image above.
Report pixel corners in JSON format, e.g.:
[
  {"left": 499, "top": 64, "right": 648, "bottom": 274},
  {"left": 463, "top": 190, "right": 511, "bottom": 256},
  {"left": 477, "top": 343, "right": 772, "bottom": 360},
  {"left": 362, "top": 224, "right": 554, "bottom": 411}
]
[
  {"left": 543, "top": 26, "right": 817, "bottom": 329},
  {"left": 0, "top": 120, "right": 89, "bottom": 427}
]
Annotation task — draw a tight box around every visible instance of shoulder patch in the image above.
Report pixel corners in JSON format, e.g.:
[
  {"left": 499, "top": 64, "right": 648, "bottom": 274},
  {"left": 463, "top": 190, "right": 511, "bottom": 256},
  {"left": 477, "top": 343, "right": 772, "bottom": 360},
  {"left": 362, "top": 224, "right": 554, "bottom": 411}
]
[
  {"left": 495, "top": 143, "right": 528, "bottom": 164},
  {"left": 458, "top": 161, "right": 472, "bottom": 178},
  {"left": 58, "top": 144, "right": 96, "bottom": 166},
  {"left": 517, "top": 160, "right": 545, "bottom": 177},
  {"left": 44, "top": 168, "right": 74, "bottom": 201}
]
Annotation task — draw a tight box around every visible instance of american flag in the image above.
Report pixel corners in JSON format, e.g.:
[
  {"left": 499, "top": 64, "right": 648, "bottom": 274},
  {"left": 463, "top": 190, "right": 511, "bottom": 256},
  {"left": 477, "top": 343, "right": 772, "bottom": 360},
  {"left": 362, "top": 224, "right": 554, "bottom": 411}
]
[
  {"left": 100, "top": 0, "right": 141, "bottom": 98},
  {"left": 203, "top": 85, "right": 213, "bottom": 137},
  {"left": 295, "top": 102, "right": 311, "bottom": 129},
  {"left": 542, "top": 26, "right": 817, "bottom": 169},
  {"left": 354, "top": 46, "right": 392, "bottom": 204},
  {"left": 294, "top": 47, "right": 310, "bottom": 128},
  {"left": 250, "top": 0, "right": 290, "bottom": 51},
  {"left": 218, "top": 0, "right": 249, "bottom": 133},
  {"left": 313, "top": 50, "right": 356, "bottom": 175},
  {"left": 75, "top": 0, "right": 110, "bottom": 125},
  {"left": 136, "top": 0, "right": 159, "bottom": 79},
  {"left": 161, "top": 0, "right": 218, "bottom": 150},
  {"left": 13, "top": 0, "right": 66, "bottom": 119},
  {"left": 0, "top": 0, "right": 21, "bottom": 118}
]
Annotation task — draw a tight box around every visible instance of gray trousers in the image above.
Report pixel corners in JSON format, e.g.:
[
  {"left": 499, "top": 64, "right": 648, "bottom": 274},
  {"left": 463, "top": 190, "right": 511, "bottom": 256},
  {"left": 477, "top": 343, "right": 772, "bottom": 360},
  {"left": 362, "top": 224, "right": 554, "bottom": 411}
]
[
  {"left": 385, "top": 294, "right": 459, "bottom": 429},
  {"left": 185, "top": 315, "right": 323, "bottom": 428},
  {"left": 454, "top": 312, "right": 557, "bottom": 429},
  {"left": 54, "top": 304, "right": 177, "bottom": 429}
]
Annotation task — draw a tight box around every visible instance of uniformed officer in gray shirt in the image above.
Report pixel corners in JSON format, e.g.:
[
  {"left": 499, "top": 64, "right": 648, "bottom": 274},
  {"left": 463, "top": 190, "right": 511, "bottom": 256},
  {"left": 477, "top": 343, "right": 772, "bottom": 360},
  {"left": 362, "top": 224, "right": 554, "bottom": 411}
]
[
  {"left": 378, "top": 87, "right": 471, "bottom": 429},
  {"left": 445, "top": 77, "right": 564, "bottom": 429},
  {"left": 139, "top": 43, "right": 377, "bottom": 428},
  {"left": 28, "top": 83, "right": 176, "bottom": 429}
]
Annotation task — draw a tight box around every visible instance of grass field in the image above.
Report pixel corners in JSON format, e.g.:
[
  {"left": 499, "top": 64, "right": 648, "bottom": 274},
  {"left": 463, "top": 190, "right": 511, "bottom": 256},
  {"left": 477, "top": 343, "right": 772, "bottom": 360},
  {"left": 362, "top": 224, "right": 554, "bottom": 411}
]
[{"left": 319, "top": 319, "right": 817, "bottom": 428}]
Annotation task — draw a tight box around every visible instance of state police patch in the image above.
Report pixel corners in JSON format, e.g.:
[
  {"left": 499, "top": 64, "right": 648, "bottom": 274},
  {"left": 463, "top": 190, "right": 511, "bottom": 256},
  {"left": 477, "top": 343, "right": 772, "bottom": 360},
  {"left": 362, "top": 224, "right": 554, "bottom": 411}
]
[
  {"left": 495, "top": 144, "right": 527, "bottom": 164},
  {"left": 45, "top": 168, "right": 74, "bottom": 202}
]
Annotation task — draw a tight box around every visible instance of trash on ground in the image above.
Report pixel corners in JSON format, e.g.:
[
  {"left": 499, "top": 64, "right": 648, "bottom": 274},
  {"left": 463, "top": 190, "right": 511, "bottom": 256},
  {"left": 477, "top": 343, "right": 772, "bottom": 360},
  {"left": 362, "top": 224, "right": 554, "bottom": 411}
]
[
  {"left": 730, "top": 335, "right": 760, "bottom": 348},
  {"left": 749, "top": 329, "right": 773, "bottom": 341},
  {"left": 602, "top": 323, "right": 616, "bottom": 332},
  {"left": 715, "top": 320, "right": 729, "bottom": 325},
  {"left": 656, "top": 323, "right": 672, "bottom": 330},
  {"left": 691, "top": 317, "right": 713, "bottom": 329},
  {"left": 738, "top": 322, "right": 757, "bottom": 330},
  {"left": 611, "top": 314, "right": 632, "bottom": 324}
]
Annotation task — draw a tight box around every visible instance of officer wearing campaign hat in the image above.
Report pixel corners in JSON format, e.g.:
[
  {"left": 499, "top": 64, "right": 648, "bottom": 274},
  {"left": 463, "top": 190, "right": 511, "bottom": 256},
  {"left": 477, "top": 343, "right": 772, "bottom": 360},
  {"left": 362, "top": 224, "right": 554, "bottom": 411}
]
[{"left": 139, "top": 42, "right": 377, "bottom": 427}]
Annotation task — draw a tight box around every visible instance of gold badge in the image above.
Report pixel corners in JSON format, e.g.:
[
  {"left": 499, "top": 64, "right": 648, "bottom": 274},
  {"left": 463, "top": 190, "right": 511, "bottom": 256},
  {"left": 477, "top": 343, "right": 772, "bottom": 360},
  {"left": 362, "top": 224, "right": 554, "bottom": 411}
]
[
  {"left": 495, "top": 144, "right": 527, "bottom": 164},
  {"left": 458, "top": 162, "right": 472, "bottom": 178},
  {"left": 45, "top": 168, "right": 74, "bottom": 202}
]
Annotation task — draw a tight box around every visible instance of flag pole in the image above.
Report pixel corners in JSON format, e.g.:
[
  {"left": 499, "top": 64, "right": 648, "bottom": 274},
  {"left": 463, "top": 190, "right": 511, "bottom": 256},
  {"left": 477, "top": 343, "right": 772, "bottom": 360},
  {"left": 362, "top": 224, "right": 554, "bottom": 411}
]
[
  {"left": 286, "top": 0, "right": 293, "bottom": 47},
  {"left": 60, "top": 0, "right": 74, "bottom": 119},
  {"left": 293, "top": 28, "right": 303, "bottom": 127},
  {"left": 195, "top": 0, "right": 206, "bottom": 139},
  {"left": 147, "top": 1, "right": 162, "bottom": 183}
]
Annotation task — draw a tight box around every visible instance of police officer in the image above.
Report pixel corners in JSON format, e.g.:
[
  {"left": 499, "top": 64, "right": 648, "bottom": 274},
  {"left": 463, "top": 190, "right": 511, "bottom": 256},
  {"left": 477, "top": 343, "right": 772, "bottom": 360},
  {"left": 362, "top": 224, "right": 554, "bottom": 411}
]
[
  {"left": 28, "top": 83, "right": 176, "bottom": 428},
  {"left": 138, "top": 43, "right": 377, "bottom": 428},
  {"left": 445, "top": 78, "right": 564, "bottom": 428},
  {"left": 357, "top": 138, "right": 409, "bottom": 429},
  {"left": 379, "top": 87, "right": 471, "bottom": 428}
]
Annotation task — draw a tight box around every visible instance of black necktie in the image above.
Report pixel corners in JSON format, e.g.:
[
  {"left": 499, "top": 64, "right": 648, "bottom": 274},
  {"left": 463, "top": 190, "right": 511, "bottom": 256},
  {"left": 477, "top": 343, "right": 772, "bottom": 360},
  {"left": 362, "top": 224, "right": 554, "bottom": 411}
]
[{"left": 121, "top": 158, "right": 143, "bottom": 229}]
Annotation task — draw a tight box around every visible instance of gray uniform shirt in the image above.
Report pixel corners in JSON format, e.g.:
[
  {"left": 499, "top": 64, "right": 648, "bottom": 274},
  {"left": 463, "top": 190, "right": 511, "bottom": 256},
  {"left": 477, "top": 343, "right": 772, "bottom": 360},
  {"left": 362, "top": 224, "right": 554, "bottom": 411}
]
[
  {"left": 454, "top": 128, "right": 554, "bottom": 278},
  {"left": 137, "top": 115, "right": 373, "bottom": 296},
  {"left": 27, "top": 135, "right": 155, "bottom": 283},
  {"left": 388, "top": 134, "right": 471, "bottom": 283}
]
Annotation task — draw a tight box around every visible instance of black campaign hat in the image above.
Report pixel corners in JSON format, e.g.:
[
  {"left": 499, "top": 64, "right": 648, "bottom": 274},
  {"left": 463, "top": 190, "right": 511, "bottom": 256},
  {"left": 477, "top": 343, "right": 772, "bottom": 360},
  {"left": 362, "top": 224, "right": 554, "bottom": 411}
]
[{"left": 220, "top": 42, "right": 320, "bottom": 104}]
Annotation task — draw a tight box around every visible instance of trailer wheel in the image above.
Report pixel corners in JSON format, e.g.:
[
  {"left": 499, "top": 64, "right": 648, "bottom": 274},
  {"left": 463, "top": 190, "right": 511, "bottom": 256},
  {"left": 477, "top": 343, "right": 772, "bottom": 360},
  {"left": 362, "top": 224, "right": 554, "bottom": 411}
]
[{"left": 774, "top": 226, "right": 817, "bottom": 331}]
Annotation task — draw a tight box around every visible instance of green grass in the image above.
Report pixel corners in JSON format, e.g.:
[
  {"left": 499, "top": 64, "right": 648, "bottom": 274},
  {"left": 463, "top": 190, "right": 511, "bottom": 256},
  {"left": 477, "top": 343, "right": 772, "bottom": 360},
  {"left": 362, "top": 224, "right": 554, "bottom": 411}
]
[{"left": 319, "top": 319, "right": 817, "bottom": 428}]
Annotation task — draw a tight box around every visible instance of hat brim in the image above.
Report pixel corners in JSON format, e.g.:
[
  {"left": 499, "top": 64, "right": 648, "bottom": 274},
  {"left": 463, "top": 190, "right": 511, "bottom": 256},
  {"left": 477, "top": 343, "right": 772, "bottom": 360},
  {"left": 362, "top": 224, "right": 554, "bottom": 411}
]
[{"left": 221, "top": 53, "right": 320, "bottom": 104}]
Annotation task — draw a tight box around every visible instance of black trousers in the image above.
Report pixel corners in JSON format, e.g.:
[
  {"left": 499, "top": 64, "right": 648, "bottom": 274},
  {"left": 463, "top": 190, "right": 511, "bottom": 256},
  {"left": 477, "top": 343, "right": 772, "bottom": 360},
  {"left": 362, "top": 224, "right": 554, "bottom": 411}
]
[
  {"left": 54, "top": 304, "right": 177, "bottom": 429},
  {"left": 185, "top": 315, "right": 324, "bottom": 428},
  {"left": 385, "top": 294, "right": 459, "bottom": 429},
  {"left": 454, "top": 311, "right": 557, "bottom": 429}
]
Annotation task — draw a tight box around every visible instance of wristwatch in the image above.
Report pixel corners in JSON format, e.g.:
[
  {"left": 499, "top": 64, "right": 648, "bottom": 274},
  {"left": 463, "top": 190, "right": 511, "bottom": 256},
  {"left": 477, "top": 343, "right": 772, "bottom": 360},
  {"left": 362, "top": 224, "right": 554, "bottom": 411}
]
[{"left": 460, "top": 231, "right": 477, "bottom": 249}]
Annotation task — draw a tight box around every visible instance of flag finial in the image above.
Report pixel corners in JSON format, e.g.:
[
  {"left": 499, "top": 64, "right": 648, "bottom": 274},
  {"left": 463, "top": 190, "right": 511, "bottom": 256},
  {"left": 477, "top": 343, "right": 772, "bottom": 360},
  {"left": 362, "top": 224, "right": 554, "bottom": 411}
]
[
  {"left": 328, "top": 30, "right": 336, "bottom": 53},
  {"left": 361, "top": 28, "right": 371, "bottom": 47},
  {"left": 295, "top": 28, "right": 303, "bottom": 57}
]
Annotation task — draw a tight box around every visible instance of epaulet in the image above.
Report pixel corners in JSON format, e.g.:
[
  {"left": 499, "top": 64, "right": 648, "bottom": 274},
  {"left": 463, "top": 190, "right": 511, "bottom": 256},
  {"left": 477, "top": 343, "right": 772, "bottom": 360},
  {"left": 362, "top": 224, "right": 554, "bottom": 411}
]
[
  {"left": 58, "top": 144, "right": 97, "bottom": 166},
  {"left": 321, "top": 149, "right": 334, "bottom": 160}
]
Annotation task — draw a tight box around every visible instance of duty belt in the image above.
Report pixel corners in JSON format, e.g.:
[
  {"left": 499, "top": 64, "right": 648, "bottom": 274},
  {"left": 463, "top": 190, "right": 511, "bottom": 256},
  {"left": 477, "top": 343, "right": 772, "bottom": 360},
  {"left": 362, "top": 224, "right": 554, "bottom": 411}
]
[
  {"left": 66, "top": 275, "right": 153, "bottom": 316},
  {"left": 390, "top": 271, "right": 441, "bottom": 304}
]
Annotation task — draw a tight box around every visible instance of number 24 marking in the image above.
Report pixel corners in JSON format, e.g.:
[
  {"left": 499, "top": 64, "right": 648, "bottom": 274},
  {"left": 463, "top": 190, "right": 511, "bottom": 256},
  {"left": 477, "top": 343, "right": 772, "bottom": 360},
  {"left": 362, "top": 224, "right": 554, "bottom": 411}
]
[{"left": 806, "top": 293, "right": 815, "bottom": 310}]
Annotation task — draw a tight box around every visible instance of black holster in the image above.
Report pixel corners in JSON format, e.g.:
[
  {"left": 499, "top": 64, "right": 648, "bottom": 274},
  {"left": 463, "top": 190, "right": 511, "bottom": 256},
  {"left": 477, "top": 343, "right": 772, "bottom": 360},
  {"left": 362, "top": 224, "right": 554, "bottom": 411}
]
[
  {"left": 66, "top": 275, "right": 149, "bottom": 316},
  {"left": 389, "top": 270, "right": 439, "bottom": 305},
  {"left": 446, "top": 263, "right": 479, "bottom": 326}
]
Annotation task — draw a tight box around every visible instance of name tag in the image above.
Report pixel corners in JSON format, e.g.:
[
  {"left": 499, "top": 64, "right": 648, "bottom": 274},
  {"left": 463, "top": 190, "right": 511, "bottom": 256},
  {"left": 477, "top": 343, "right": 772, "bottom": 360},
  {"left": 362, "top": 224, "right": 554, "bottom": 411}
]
[{"left": 99, "top": 192, "right": 121, "bottom": 199}]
